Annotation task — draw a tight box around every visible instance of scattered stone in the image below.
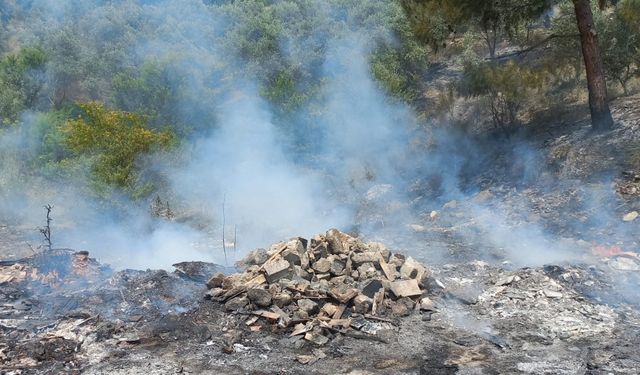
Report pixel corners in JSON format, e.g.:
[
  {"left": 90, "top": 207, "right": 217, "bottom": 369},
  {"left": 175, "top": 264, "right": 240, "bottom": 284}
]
[
  {"left": 225, "top": 296, "right": 248, "bottom": 311},
  {"left": 247, "top": 288, "right": 272, "bottom": 307},
  {"left": 608, "top": 257, "right": 640, "bottom": 271},
  {"left": 329, "top": 285, "right": 359, "bottom": 304},
  {"left": 353, "top": 294, "right": 373, "bottom": 314},
  {"left": 419, "top": 297, "right": 436, "bottom": 311},
  {"left": 542, "top": 289, "right": 563, "bottom": 299},
  {"left": 329, "top": 259, "right": 345, "bottom": 275},
  {"left": 263, "top": 258, "right": 292, "bottom": 283},
  {"left": 321, "top": 303, "right": 338, "bottom": 317},
  {"left": 399, "top": 256, "right": 428, "bottom": 281},
  {"left": 495, "top": 275, "right": 516, "bottom": 286},
  {"left": 312, "top": 258, "right": 332, "bottom": 273},
  {"left": 208, "top": 229, "right": 432, "bottom": 351},
  {"left": 623, "top": 211, "right": 639, "bottom": 222},
  {"left": 242, "top": 248, "right": 269, "bottom": 266},
  {"left": 362, "top": 279, "right": 384, "bottom": 298},
  {"left": 298, "top": 298, "right": 319, "bottom": 315},
  {"left": 430, "top": 210, "right": 438, "bottom": 219},
  {"left": 389, "top": 279, "right": 422, "bottom": 298},
  {"left": 351, "top": 252, "right": 380, "bottom": 265},
  {"left": 273, "top": 292, "right": 293, "bottom": 308},
  {"left": 304, "top": 328, "right": 329, "bottom": 346},
  {"left": 206, "top": 272, "right": 226, "bottom": 289}
]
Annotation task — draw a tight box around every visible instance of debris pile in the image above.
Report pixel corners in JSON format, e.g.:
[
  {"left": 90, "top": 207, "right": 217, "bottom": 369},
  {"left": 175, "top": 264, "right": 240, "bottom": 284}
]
[{"left": 206, "top": 229, "right": 436, "bottom": 347}]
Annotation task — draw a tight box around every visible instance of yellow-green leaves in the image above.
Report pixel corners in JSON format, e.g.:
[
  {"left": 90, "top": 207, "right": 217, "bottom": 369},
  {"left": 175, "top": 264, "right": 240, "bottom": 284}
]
[{"left": 64, "top": 102, "right": 175, "bottom": 197}]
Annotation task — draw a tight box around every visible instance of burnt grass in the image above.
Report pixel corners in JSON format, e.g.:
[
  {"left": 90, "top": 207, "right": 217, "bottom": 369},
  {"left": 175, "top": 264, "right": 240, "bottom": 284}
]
[{"left": 2, "top": 95, "right": 640, "bottom": 374}]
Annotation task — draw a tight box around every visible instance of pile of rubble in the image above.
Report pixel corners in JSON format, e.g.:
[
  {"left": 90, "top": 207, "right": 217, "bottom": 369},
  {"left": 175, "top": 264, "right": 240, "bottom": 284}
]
[{"left": 206, "top": 229, "right": 436, "bottom": 349}]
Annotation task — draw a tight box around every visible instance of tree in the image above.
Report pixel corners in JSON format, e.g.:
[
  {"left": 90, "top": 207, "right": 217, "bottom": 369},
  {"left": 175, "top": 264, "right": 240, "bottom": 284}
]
[
  {"left": 572, "top": 0, "right": 614, "bottom": 130},
  {"left": 401, "top": 0, "right": 550, "bottom": 58},
  {"left": 0, "top": 47, "right": 47, "bottom": 125},
  {"left": 601, "top": 2, "right": 639, "bottom": 96},
  {"left": 402, "top": 0, "right": 615, "bottom": 130}
]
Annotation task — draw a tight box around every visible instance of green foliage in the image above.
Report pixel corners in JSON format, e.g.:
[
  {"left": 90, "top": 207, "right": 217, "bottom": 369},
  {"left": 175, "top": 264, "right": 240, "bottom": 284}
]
[
  {"left": 63, "top": 102, "right": 176, "bottom": 198},
  {"left": 601, "top": 0, "right": 640, "bottom": 95},
  {"left": 0, "top": 47, "right": 47, "bottom": 125},
  {"left": 401, "top": 0, "right": 551, "bottom": 57},
  {"left": 112, "top": 61, "right": 178, "bottom": 127},
  {"left": 459, "top": 60, "right": 546, "bottom": 128}
]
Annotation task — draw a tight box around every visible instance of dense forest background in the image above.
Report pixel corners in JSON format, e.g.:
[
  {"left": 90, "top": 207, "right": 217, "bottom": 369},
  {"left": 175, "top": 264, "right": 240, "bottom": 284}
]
[{"left": 0, "top": 0, "right": 639, "bottom": 265}]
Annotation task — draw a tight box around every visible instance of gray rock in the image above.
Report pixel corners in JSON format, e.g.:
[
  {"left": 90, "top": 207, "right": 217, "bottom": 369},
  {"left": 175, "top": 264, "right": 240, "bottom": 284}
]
[
  {"left": 297, "top": 298, "right": 319, "bottom": 315},
  {"left": 247, "top": 288, "right": 272, "bottom": 307}
]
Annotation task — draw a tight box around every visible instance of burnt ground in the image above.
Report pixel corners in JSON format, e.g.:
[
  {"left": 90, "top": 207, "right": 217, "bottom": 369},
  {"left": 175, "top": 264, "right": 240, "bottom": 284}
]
[
  {"left": 2, "top": 95, "right": 640, "bottom": 374},
  {"left": 2, "top": 253, "right": 640, "bottom": 375}
]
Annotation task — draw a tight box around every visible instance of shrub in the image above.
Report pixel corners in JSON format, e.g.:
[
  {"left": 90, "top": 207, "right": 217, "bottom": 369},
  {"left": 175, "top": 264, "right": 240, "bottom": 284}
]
[
  {"left": 458, "top": 60, "right": 545, "bottom": 128},
  {"left": 63, "top": 102, "right": 176, "bottom": 197}
]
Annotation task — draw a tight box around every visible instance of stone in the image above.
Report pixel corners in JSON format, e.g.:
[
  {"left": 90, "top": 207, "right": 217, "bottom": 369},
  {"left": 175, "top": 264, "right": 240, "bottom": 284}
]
[
  {"left": 361, "top": 279, "right": 384, "bottom": 298},
  {"left": 389, "top": 279, "right": 422, "bottom": 298},
  {"left": 329, "top": 259, "right": 345, "bottom": 276},
  {"left": 623, "top": 211, "right": 639, "bottom": 222},
  {"left": 247, "top": 288, "right": 272, "bottom": 307},
  {"left": 206, "top": 272, "right": 226, "bottom": 289},
  {"left": 240, "top": 248, "right": 269, "bottom": 266},
  {"left": 325, "top": 228, "right": 352, "bottom": 254},
  {"left": 312, "top": 258, "right": 332, "bottom": 273},
  {"left": 389, "top": 300, "right": 410, "bottom": 317},
  {"left": 224, "top": 296, "right": 248, "bottom": 311},
  {"left": 207, "top": 287, "right": 225, "bottom": 298},
  {"left": 292, "top": 310, "right": 310, "bottom": 321},
  {"left": 304, "top": 328, "right": 329, "bottom": 346},
  {"left": 367, "top": 242, "right": 389, "bottom": 259},
  {"left": 543, "top": 289, "right": 563, "bottom": 298},
  {"left": 286, "top": 238, "right": 306, "bottom": 254},
  {"left": 357, "top": 263, "right": 378, "bottom": 280},
  {"left": 273, "top": 292, "right": 293, "bottom": 308},
  {"left": 388, "top": 254, "right": 405, "bottom": 268},
  {"left": 430, "top": 210, "right": 438, "bottom": 219},
  {"left": 351, "top": 252, "right": 380, "bottom": 265},
  {"left": 282, "top": 249, "right": 302, "bottom": 266},
  {"left": 419, "top": 297, "right": 436, "bottom": 311},
  {"left": 329, "top": 285, "right": 359, "bottom": 304},
  {"left": 608, "top": 257, "right": 640, "bottom": 271},
  {"left": 353, "top": 294, "right": 373, "bottom": 314},
  {"left": 399, "top": 257, "right": 428, "bottom": 281},
  {"left": 495, "top": 275, "right": 515, "bottom": 286},
  {"left": 293, "top": 265, "right": 312, "bottom": 280},
  {"left": 298, "top": 298, "right": 319, "bottom": 315},
  {"left": 263, "top": 258, "right": 292, "bottom": 283},
  {"left": 321, "top": 303, "right": 338, "bottom": 317}
]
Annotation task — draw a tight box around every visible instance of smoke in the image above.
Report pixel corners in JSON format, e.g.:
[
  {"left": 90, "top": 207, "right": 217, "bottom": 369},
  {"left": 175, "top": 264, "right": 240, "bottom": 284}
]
[{"left": 0, "top": 0, "right": 635, "bottom": 276}]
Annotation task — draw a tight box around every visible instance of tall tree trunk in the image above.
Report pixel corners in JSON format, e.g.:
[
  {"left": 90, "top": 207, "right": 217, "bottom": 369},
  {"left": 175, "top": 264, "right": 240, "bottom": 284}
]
[{"left": 572, "top": 0, "right": 614, "bottom": 130}]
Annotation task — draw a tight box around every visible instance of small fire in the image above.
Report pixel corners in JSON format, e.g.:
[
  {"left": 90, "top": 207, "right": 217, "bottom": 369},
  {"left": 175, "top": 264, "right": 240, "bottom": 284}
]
[{"left": 591, "top": 242, "right": 639, "bottom": 258}]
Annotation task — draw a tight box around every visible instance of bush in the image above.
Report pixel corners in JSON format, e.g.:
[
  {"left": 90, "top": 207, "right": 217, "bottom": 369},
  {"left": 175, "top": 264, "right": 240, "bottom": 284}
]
[
  {"left": 458, "top": 60, "right": 545, "bottom": 128},
  {"left": 0, "top": 47, "right": 47, "bottom": 126},
  {"left": 63, "top": 102, "right": 176, "bottom": 197}
]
